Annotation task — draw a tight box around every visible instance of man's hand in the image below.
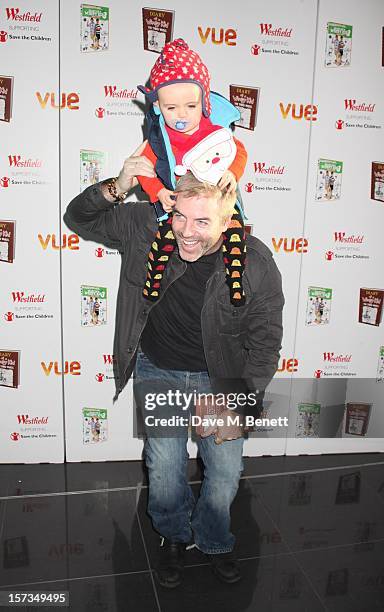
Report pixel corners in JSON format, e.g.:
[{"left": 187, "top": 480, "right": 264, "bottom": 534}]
[
  {"left": 157, "top": 187, "right": 176, "bottom": 212},
  {"left": 114, "top": 141, "right": 156, "bottom": 194},
  {"left": 199, "top": 407, "right": 245, "bottom": 445},
  {"left": 213, "top": 408, "right": 244, "bottom": 444},
  {"left": 217, "top": 170, "right": 237, "bottom": 194}
]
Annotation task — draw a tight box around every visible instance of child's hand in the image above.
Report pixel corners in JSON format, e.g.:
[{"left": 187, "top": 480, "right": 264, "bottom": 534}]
[
  {"left": 218, "top": 170, "right": 237, "bottom": 194},
  {"left": 157, "top": 188, "right": 176, "bottom": 212}
]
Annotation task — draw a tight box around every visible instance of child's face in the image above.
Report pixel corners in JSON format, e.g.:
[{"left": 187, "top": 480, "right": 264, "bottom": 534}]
[{"left": 156, "top": 83, "right": 203, "bottom": 135}]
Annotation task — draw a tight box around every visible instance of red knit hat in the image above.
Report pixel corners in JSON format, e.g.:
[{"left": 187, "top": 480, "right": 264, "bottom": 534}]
[{"left": 138, "top": 38, "right": 211, "bottom": 116}]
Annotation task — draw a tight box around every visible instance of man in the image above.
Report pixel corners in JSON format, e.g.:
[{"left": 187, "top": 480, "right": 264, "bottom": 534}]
[{"left": 64, "top": 144, "right": 284, "bottom": 588}]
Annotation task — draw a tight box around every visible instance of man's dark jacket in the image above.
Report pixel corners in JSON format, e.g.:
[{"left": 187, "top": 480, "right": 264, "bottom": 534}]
[{"left": 64, "top": 183, "right": 284, "bottom": 417}]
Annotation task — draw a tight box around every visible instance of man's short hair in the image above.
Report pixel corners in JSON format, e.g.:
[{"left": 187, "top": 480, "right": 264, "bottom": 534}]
[{"left": 174, "top": 173, "right": 237, "bottom": 219}]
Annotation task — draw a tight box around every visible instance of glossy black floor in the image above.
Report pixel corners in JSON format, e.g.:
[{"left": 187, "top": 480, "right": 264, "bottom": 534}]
[{"left": 0, "top": 453, "right": 383, "bottom": 611}]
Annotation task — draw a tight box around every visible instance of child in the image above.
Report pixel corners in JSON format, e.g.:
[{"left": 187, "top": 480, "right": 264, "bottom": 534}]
[{"left": 137, "top": 38, "right": 248, "bottom": 306}]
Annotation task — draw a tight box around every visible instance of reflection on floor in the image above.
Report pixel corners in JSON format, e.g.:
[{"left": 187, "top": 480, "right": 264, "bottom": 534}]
[{"left": 0, "top": 453, "right": 383, "bottom": 611}]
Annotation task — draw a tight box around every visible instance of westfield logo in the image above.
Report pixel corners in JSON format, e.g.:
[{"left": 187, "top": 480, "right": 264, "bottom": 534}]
[
  {"left": 17, "top": 414, "right": 48, "bottom": 424},
  {"left": 8, "top": 155, "right": 42, "bottom": 168},
  {"left": 323, "top": 352, "right": 352, "bottom": 363},
  {"left": 103, "top": 86, "right": 137, "bottom": 98},
  {"left": 197, "top": 26, "right": 237, "bottom": 46},
  {"left": 272, "top": 237, "right": 308, "bottom": 253},
  {"left": 344, "top": 99, "right": 375, "bottom": 112},
  {"left": 277, "top": 357, "right": 298, "bottom": 372},
  {"left": 260, "top": 23, "right": 292, "bottom": 37},
  {"left": 41, "top": 361, "right": 81, "bottom": 376},
  {"left": 11, "top": 291, "right": 45, "bottom": 303},
  {"left": 103, "top": 354, "right": 116, "bottom": 365},
  {"left": 254, "top": 162, "right": 285, "bottom": 174},
  {"left": 279, "top": 103, "right": 318, "bottom": 121},
  {"left": 334, "top": 232, "right": 364, "bottom": 243},
  {"left": 38, "top": 234, "right": 79, "bottom": 250},
  {"left": 36, "top": 92, "right": 80, "bottom": 110},
  {"left": 5, "top": 8, "right": 42, "bottom": 21}
]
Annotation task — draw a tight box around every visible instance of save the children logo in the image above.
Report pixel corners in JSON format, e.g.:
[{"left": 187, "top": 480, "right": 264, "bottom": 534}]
[
  {"left": 3, "top": 9, "right": 52, "bottom": 43},
  {"left": 36, "top": 92, "right": 79, "bottom": 110},
  {"left": 95, "top": 354, "right": 117, "bottom": 382},
  {"left": 94, "top": 245, "right": 118, "bottom": 257},
  {"left": 0, "top": 177, "right": 10, "bottom": 187},
  {"left": 254, "top": 23, "right": 299, "bottom": 57},
  {"left": 197, "top": 26, "right": 237, "bottom": 46},
  {"left": 13, "top": 414, "right": 56, "bottom": 441},
  {"left": 245, "top": 161, "right": 291, "bottom": 193},
  {"left": 335, "top": 98, "right": 381, "bottom": 131},
  {"left": 279, "top": 102, "right": 318, "bottom": 121},
  {"left": 250, "top": 44, "right": 261, "bottom": 56},
  {"left": 6, "top": 291, "right": 53, "bottom": 321},
  {"left": 317, "top": 351, "right": 356, "bottom": 377},
  {"left": 6, "top": 154, "right": 47, "bottom": 186},
  {"left": 96, "top": 86, "right": 142, "bottom": 119},
  {"left": 0, "top": 31, "right": 8, "bottom": 43},
  {"left": 326, "top": 231, "right": 369, "bottom": 262}
]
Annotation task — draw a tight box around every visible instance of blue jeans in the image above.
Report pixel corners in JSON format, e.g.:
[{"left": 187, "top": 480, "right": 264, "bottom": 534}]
[{"left": 133, "top": 350, "right": 244, "bottom": 554}]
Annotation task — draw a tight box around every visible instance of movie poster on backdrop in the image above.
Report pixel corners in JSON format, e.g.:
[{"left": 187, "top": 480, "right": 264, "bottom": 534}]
[
  {"left": 315, "top": 159, "right": 343, "bottom": 201},
  {"left": 229, "top": 85, "right": 260, "bottom": 131},
  {"left": 0, "top": 350, "right": 20, "bottom": 389},
  {"left": 376, "top": 347, "right": 384, "bottom": 382},
  {"left": 142, "top": 7, "right": 174, "bottom": 53},
  {"left": 325, "top": 22, "right": 352, "bottom": 67},
  {"left": 80, "top": 4, "right": 109, "bottom": 52},
  {"left": 0, "top": 76, "right": 14, "bottom": 122},
  {"left": 0, "top": 221, "right": 16, "bottom": 263},
  {"left": 80, "top": 150, "right": 106, "bottom": 192},
  {"left": 371, "top": 162, "right": 384, "bottom": 202}
]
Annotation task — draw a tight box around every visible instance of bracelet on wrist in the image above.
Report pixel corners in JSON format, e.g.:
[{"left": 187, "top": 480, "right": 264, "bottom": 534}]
[{"left": 106, "top": 177, "right": 128, "bottom": 202}]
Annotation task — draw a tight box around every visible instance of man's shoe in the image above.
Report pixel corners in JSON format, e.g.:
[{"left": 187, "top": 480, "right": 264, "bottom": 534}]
[
  {"left": 154, "top": 538, "right": 186, "bottom": 588},
  {"left": 208, "top": 550, "right": 242, "bottom": 584}
]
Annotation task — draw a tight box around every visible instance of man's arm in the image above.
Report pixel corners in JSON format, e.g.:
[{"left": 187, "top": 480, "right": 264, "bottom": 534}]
[
  {"left": 63, "top": 143, "right": 156, "bottom": 249},
  {"left": 211, "top": 256, "right": 284, "bottom": 421},
  {"left": 64, "top": 182, "right": 134, "bottom": 250},
  {"left": 242, "top": 257, "right": 284, "bottom": 392}
]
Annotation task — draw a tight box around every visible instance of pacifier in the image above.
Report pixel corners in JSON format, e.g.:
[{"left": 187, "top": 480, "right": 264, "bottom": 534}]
[{"left": 174, "top": 120, "right": 188, "bottom": 130}]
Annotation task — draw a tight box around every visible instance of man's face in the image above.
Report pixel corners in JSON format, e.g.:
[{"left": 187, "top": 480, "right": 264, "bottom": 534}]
[
  {"left": 156, "top": 83, "right": 202, "bottom": 135},
  {"left": 172, "top": 194, "right": 230, "bottom": 261}
]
